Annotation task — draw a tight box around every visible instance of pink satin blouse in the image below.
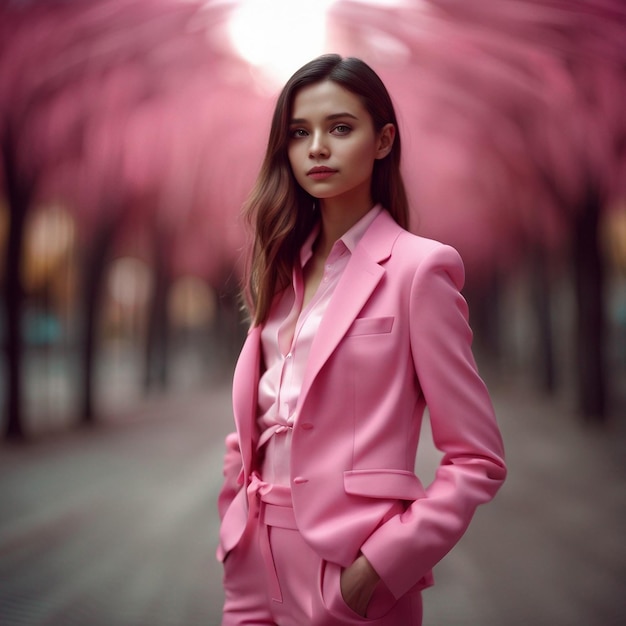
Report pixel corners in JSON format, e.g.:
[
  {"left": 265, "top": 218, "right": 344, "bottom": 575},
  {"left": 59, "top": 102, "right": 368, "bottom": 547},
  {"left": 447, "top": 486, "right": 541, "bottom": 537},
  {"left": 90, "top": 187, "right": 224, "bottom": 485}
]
[{"left": 257, "top": 206, "right": 382, "bottom": 486}]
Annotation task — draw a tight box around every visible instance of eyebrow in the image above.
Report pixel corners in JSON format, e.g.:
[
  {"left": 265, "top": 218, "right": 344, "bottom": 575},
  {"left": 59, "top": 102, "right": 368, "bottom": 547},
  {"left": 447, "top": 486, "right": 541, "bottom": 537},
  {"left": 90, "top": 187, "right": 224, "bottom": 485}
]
[{"left": 289, "top": 112, "right": 359, "bottom": 125}]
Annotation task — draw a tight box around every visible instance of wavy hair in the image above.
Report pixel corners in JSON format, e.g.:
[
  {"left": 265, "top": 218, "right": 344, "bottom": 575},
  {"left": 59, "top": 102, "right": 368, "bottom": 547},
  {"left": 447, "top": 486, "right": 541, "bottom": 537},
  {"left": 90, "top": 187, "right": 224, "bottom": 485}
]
[{"left": 242, "top": 54, "right": 409, "bottom": 325}]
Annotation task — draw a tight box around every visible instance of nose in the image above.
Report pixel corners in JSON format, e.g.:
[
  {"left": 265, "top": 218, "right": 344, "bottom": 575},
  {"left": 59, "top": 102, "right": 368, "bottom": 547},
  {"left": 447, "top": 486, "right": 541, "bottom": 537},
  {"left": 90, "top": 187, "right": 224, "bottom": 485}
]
[{"left": 309, "top": 131, "right": 329, "bottom": 159}]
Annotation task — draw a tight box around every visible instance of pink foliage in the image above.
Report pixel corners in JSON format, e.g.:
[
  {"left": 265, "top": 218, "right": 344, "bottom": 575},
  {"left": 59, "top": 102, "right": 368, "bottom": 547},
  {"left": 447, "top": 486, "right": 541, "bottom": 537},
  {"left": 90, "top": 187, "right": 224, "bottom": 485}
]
[{"left": 1, "top": 0, "right": 624, "bottom": 281}]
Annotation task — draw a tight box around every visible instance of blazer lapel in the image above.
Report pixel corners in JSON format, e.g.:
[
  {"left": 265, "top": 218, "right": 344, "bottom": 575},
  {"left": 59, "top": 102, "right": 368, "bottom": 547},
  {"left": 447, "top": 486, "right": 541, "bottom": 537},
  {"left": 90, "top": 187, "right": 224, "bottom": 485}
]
[{"left": 298, "top": 210, "right": 402, "bottom": 408}]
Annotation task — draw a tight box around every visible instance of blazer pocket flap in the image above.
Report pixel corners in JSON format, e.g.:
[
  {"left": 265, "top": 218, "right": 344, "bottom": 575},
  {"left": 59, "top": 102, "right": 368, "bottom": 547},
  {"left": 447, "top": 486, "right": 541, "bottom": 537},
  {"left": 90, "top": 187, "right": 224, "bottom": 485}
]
[
  {"left": 346, "top": 316, "right": 394, "bottom": 337},
  {"left": 344, "top": 469, "right": 425, "bottom": 500}
]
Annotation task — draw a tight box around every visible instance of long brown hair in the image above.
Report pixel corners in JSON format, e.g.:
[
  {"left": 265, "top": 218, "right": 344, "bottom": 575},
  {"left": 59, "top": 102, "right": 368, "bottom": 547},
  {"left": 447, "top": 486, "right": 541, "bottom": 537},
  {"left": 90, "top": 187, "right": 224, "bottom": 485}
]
[{"left": 243, "top": 54, "right": 409, "bottom": 325}]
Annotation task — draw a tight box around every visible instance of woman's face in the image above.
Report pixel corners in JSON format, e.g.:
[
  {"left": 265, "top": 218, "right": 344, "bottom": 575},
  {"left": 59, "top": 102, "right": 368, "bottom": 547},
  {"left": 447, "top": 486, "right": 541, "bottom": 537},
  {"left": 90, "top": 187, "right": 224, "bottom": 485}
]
[{"left": 287, "top": 80, "right": 393, "bottom": 211}]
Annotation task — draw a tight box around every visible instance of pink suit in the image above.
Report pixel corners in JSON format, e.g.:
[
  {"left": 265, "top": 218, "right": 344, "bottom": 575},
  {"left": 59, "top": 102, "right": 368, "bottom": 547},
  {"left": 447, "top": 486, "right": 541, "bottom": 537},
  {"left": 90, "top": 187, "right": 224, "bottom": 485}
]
[{"left": 218, "top": 209, "right": 506, "bottom": 622}]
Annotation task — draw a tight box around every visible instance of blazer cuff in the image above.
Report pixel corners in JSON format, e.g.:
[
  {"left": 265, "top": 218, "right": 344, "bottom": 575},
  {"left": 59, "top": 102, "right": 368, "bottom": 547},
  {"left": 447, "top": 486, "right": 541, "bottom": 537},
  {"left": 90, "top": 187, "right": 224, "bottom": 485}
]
[{"left": 360, "top": 533, "right": 435, "bottom": 599}]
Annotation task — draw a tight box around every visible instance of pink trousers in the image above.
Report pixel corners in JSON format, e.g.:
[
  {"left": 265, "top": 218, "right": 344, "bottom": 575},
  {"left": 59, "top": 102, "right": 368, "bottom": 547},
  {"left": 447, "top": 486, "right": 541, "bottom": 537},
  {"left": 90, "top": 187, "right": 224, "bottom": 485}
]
[{"left": 221, "top": 487, "right": 423, "bottom": 626}]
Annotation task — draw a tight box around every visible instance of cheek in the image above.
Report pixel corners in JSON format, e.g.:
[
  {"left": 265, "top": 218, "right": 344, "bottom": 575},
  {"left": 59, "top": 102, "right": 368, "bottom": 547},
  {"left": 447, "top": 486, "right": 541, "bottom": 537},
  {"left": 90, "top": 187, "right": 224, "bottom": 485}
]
[
  {"left": 341, "top": 145, "right": 360, "bottom": 166},
  {"left": 343, "top": 141, "right": 375, "bottom": 167}
]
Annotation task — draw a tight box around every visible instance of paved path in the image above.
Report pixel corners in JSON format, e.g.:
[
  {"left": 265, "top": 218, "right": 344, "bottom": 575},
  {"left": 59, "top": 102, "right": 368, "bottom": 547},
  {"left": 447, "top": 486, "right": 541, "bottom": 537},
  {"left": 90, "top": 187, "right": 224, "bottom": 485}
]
[{"left": 0, "top": 377, "right": 625, "bottom": 625}]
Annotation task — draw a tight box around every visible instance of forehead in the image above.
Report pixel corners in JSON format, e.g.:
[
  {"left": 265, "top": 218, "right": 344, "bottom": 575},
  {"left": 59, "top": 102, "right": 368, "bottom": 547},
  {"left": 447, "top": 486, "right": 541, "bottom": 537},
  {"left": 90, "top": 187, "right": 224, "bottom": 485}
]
[{"left": 290, "top": 80, "right": 367, "bottom": 120}]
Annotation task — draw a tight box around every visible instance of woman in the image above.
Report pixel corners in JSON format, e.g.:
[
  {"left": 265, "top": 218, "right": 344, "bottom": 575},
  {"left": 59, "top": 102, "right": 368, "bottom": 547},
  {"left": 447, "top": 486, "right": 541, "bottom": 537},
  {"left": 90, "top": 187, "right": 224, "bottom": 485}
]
[{"left": 218, "top": 54, "right": 506, "bottom": 625}]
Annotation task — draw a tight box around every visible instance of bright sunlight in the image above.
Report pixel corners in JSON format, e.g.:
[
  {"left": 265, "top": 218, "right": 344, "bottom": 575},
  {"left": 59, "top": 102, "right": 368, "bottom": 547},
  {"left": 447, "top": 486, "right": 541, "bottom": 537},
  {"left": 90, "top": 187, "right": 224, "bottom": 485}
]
[{"left": 228, "top": 0, "right": 338, "bottom": 86}]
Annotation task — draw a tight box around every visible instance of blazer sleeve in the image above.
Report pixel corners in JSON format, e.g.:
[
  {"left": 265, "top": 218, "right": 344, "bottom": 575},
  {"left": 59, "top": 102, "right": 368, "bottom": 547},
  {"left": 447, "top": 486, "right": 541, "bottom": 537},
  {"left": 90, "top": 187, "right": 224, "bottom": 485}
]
[
  {"left": 360, "top": 244, "right": 507, "bottom": 599},
  {"left": 217, "top": 431, "right": 244, "bottom": 521}
]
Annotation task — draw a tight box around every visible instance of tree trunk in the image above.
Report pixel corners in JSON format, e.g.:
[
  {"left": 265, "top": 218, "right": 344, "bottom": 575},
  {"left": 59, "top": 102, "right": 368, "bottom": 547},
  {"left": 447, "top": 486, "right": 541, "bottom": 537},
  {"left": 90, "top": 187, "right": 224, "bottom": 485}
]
[
  {"left": 573, "top": 195, "right": 606, "bottom": 421},
  {"left": 80, "top": 216, "right": 119, "bottom": 424},
  {"left": 2, "top": 132, "right": 30, "bottom": 440},
  {"left": 530, "top": 244, "right": 557, "bottom": 394},
  {"left": 464, "top": 273, "right": 502, "bottom": 367},
  {"left": 144, "top": 225, "right": 169, "bottom": 392}
]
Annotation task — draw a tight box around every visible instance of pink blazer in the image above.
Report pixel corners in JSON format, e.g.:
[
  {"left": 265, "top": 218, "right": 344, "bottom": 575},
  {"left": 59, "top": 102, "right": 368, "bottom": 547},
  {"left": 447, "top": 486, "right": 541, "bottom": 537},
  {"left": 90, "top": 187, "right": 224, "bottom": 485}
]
[{"left": 217, "top": 209, "right": 506, "bottom": 600}]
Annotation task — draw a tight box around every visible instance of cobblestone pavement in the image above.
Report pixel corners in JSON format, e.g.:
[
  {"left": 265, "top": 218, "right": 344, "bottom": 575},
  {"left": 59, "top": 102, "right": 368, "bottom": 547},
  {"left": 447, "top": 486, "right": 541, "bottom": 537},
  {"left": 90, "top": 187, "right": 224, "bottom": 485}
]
[{"left": 0, "top": 376, "right": 625, "bottom": 626}]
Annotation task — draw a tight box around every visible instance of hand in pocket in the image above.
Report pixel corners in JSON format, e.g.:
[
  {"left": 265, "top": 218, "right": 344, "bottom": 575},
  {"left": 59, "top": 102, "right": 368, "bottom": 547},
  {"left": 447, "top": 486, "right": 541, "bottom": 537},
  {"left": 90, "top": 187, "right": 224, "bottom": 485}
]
[{"left": 340, "top": 554, "right": 380, "bottom": 617}]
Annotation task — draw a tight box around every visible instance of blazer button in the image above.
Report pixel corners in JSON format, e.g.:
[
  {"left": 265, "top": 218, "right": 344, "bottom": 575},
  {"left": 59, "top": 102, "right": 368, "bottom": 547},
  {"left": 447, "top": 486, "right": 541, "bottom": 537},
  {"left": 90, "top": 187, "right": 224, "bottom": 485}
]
[
  {"left": 293, "top": 476, "right": 309, "bottom": 485},
  {"left": 300, "top": 422, "right": 314, "bottom": 430}
]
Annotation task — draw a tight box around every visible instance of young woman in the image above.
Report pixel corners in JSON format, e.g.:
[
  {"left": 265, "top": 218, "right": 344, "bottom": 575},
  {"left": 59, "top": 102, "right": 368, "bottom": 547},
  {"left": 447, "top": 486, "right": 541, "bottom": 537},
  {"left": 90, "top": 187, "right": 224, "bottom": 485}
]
[{"left": 217, "top": 54, "right": 506, "bottom": 625}]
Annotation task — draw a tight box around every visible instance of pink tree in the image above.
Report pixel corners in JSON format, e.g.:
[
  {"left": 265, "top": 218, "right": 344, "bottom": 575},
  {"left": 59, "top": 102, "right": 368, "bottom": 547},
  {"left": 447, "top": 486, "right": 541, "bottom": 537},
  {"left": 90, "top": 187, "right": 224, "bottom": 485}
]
[
  {"left": 2, "top": 0, "right": 623, "bottom": 439},
  {"left": 0, "top": 0, "right": 244, "bottom": 436},
  {"left": 328, "top": 0, "right": 626, "bottom": 418},
  {"left": 428, "top": 0, "right": 626, "bottom": 419}
]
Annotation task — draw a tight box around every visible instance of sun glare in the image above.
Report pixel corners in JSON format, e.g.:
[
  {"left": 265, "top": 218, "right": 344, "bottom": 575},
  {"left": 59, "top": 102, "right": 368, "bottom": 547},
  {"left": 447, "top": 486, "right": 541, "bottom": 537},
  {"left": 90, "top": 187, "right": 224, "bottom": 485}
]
[{"left": 228, "top": 0, "right": 337, "bottom": 86}]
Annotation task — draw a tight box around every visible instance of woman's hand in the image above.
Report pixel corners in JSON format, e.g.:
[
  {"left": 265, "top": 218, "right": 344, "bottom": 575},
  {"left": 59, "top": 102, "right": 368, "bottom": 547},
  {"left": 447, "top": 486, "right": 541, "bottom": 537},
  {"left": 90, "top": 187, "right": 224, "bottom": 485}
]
[{"left": 340, "top": 554, "right": 380, "bottom": 617}]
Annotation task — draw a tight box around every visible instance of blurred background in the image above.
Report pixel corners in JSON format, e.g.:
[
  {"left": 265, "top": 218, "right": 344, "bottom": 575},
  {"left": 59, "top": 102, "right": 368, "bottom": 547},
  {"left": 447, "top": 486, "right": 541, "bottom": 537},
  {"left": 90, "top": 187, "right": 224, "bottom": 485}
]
[{"left": 0, "top": 0, "right": 625, "bottom": 624}]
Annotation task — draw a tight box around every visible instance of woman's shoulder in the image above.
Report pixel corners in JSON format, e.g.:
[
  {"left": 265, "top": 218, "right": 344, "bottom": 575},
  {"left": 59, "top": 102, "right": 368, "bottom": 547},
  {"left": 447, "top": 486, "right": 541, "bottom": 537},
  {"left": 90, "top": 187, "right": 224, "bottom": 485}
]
[
  {"left": 383, "top": 224, "right": 465, "bottom": 293},
  {"left": 393, "top": 227, "right": 462, "bottom": 267},
  {"left": 370, "top": 209, "right": 464, "bottom": 278}
]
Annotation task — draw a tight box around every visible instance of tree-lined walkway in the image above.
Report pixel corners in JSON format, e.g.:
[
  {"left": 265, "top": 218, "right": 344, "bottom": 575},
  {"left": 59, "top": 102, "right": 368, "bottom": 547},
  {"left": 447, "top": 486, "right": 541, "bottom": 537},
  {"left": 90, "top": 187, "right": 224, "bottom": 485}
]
[{"left": 0, "top": 378, "right": 624, "bottom": 625}]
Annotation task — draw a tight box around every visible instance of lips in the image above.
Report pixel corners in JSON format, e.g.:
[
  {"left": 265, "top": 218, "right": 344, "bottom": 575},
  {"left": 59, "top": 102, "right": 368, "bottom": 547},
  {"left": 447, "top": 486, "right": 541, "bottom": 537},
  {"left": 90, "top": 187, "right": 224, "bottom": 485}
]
[{"left": 307, "top": 166, "right": 337, "bottom": 180}]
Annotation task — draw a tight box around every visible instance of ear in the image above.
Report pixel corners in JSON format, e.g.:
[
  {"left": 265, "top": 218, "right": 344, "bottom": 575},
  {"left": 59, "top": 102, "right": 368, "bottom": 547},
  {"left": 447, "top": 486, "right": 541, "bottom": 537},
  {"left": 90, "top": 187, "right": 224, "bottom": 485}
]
[{"left": 375, "top": 123, "right": 396, "bottom": 160}]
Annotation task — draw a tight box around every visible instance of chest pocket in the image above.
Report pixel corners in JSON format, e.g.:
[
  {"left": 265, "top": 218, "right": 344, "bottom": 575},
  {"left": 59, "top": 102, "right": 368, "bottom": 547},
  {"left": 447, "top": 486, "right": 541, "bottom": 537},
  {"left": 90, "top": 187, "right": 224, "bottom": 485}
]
[{"left": 345, "top": 316, "right": 394, "bottom": 337}]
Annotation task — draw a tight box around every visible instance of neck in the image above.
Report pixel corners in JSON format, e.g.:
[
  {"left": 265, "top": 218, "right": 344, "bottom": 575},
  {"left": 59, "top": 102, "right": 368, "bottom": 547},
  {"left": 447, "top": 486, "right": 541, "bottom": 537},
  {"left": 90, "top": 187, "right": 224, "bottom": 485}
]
[{"left": 315, "top": 195, "right": 373, "bottom": 260}]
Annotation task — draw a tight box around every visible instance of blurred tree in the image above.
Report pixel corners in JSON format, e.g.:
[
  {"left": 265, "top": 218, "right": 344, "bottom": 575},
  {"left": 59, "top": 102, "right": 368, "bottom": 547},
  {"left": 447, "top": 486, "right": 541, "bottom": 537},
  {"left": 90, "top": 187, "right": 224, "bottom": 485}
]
[
  {"left": 2, "top": 0, "right": 624, "bottom": 439},
  {"left": 332, "top": 0, "right": 626, "bottom": 419},
  {"left": 460, "top": 0, "right": 626, "bottom": 420},
  {"left": 0, "top": 3, "right": 89, "bottom": 438},
  {"left": 0, "top": 0, "right": 236, "bottom": 436}
]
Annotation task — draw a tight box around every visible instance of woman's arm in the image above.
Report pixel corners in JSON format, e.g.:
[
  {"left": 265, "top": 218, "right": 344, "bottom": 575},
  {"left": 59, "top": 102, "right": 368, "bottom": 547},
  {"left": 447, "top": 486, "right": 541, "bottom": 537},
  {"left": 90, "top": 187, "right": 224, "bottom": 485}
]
[
  {"left": 217, "top": 431, "right": 244, "bottom": 521},
  {"left": 360, "top": 244, "right": 507, "bottom": 599}
]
